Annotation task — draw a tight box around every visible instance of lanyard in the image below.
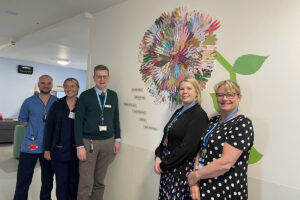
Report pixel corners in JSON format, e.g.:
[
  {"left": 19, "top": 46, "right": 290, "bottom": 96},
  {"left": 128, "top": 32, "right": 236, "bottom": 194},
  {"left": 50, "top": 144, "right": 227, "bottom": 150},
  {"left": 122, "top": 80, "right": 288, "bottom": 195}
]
[
  {"left": 167, "top": 102, "right": 196, "bottom": 131},
  {"left": 163, "top": 102, "right": 196, "bottom": 147},
  {"left": 96, "top": 91, "right": 107, "bottom": 113},
  {"left": 199, "top": 108, "right": 239, "bottom": 164},
  {"left": 37, "top": 95, "right": 49, "bottom": 120},
  {"left": 96, "top": 90, "right": 107, "bottom": 124},
  {"left": 31, "top": 95, "right": 51, "bottom": 141}
]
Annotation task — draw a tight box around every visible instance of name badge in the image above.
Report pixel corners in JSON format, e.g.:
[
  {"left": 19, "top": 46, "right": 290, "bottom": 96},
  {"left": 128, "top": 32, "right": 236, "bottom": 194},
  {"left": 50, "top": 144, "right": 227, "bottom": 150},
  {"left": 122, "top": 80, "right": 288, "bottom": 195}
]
[
  {"left": 99, "top": 125, "right": 107, "bottom": 132},
  {"left": 29, "top": 144, "right": 38, "bottom": 150},
  {"left": 68, "top": 112, "right": 75, "bottom": 119},
  {"left": 104, "top": 105, "right": 111, "bottom": 108}
]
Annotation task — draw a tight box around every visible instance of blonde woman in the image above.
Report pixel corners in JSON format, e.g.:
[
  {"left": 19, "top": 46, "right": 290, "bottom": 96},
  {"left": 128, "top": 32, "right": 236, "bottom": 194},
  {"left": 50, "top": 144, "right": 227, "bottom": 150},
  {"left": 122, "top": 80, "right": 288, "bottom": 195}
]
[
  {"left": 188, "top": 80, "right": 254, "bottom": 200},
  {"left": 154, "top": 77, "right": 209, "bottom": 199},
  {"left": 44, "top": 78, "right": 80, "bottom": 200}
]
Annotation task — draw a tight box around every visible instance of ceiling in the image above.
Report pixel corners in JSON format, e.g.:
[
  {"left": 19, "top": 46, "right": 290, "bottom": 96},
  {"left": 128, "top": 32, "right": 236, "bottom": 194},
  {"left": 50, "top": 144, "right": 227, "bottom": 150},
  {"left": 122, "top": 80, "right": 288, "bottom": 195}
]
[{"left": 0, "top": 0, "right": 127, "bottom": 70}]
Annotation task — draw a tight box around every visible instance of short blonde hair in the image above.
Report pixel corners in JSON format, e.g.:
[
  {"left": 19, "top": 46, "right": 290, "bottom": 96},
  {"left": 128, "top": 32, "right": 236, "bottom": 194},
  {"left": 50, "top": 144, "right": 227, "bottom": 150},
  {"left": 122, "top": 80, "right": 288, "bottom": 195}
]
[
  {"left": 63, "top": 77, "right": 80, "bottom": 88},
  {"left": 178, "top": 77, "right": 202, "bottom": 105},
  {"left": 214, "top": 80, "right": 241, "bottom": 95}
]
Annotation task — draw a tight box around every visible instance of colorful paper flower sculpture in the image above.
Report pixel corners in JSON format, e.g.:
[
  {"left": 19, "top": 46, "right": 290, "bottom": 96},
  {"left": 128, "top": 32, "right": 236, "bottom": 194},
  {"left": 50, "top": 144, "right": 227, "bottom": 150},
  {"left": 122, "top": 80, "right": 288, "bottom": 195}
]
[{"left": 139, "top": 7, "right": 220, "bottom": 105}]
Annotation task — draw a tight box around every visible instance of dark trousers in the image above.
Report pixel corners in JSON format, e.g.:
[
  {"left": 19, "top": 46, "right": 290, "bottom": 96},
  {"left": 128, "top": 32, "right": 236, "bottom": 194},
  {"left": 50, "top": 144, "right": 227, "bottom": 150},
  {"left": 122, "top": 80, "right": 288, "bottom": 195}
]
[
  {"left": 13, "top": 152, "right": 54, "bottom": 200},
  {"left": 52, "top": 155, "right": 79, "bottom": 200}
]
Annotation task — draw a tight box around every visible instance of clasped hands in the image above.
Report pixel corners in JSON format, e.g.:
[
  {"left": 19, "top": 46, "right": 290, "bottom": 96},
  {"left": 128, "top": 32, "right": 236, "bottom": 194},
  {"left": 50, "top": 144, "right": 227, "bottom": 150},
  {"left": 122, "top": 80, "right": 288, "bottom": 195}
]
[
  {"left": 188, "top": 171, "right": 201, "bottom": 200},
  {"left": 154, "top": 157, "right": 201, "bottom": 200}
]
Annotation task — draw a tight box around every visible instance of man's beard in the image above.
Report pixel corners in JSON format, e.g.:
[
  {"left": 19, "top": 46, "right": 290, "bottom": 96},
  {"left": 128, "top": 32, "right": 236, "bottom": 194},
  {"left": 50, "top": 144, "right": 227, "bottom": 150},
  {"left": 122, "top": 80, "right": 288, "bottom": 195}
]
[{"left": 40, "top": 90, "right": 51, "bottom": 94}]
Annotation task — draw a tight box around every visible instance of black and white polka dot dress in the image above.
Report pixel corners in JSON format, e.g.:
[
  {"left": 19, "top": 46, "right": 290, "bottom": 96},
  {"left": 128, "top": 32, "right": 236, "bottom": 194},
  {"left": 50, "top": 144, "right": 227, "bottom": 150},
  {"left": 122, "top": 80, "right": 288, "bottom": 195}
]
[{"left": 198, "top": 115, "right": 254, "bottom": 200}]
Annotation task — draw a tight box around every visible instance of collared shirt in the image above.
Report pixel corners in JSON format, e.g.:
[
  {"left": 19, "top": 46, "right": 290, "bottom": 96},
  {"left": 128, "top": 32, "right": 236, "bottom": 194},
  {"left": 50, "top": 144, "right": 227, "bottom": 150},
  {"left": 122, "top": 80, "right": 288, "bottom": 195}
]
[
  {"left": 19, "top": 94, "right": 58, "bottom": 153},
  {"left": 94, "top": 87, "right": 107, "bottom": 96}
]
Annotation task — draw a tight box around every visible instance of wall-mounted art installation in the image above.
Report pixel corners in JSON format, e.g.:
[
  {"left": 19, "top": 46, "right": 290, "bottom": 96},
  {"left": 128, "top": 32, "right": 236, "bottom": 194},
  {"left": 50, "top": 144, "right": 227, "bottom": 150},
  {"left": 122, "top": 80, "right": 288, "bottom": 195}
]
[{"left": 139, "top": 7, "right": 220, "bottom": 106}]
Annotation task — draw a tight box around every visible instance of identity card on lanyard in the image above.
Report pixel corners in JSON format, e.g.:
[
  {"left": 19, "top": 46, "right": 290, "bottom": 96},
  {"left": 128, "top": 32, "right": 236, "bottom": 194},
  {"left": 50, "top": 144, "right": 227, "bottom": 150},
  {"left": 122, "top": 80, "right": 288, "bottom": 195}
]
[
  {"left": 68, "top": 111, "right": 75, "bottom": 119},
  {"left": 30, "top": 96, "right": 48, "bottom": 150},
  {"left": 96, "top": 90, "right": 107, "bottom": 132},
  {"left": 196, "top": 108, "right": 239, "bottom": 170},
  {"left": 28, "top": 136, "right": 38, "bottom": 150}
]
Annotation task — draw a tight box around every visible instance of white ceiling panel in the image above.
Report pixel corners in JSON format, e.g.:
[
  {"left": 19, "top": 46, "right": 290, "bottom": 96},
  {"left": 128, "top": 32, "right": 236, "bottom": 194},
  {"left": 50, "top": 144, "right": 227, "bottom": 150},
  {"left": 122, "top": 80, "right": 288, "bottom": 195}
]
[{"left": 0, "top": 0, "right": 127, "bottom": 69}]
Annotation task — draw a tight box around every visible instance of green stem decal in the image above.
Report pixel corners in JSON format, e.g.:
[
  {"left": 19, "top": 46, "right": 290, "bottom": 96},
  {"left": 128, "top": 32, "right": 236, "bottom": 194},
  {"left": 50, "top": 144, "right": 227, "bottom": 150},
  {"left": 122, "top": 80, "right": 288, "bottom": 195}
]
[
  {"left": 210, "top": 93, "right": 220, "bottom": 113},
  {"left": 216, "top": 51, "right": 237, "bottom": 82},
  {"left": 213, "top": 51, "right": 266, "bottom": 164}
]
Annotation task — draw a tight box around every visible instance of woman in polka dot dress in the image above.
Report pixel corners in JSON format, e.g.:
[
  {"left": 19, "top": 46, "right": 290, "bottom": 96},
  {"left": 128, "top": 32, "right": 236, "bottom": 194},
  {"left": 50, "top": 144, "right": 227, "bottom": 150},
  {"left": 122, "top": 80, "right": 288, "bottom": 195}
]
[
  {"left": 154, "top": 77, "right": 209, "bottom": 200},
  {"left": 188, "top": 80, "right": 254, "bottom": 200}
]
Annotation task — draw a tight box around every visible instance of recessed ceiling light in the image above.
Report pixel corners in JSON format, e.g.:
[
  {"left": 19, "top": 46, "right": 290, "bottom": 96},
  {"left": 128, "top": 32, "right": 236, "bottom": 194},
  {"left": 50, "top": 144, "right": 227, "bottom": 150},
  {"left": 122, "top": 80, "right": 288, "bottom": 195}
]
[{"left": 57, "top": 59, "right": 70, "bottom": 65}]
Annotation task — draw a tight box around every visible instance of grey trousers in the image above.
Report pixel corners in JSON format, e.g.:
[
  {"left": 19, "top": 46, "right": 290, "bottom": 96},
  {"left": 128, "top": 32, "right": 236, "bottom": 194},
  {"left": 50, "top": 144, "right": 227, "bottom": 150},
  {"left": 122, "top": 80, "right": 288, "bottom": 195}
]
[{"left": 77, "top": 137, "right": 115, "bottom": 200}]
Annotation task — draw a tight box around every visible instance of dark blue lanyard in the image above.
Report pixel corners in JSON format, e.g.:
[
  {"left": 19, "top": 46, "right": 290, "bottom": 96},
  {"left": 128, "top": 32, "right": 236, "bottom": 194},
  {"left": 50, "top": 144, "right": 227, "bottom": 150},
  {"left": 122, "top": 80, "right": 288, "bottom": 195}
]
[{"left": 199, "top": 108, "right": 239, "bottom": 164}]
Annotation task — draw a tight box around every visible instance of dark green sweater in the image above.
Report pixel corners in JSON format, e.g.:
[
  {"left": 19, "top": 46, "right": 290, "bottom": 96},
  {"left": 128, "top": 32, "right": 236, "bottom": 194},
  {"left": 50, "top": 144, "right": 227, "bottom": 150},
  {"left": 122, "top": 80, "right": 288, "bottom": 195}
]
[{"left": 74, "top": 88, "right": 121, "bottom": 147}]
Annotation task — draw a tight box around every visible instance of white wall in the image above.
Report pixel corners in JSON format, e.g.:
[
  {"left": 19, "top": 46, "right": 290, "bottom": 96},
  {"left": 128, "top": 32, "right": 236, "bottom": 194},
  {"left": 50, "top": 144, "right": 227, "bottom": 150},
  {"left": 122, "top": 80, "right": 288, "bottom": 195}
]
[
  {"left": 0, "top": 57, "right": 86, "bottom": 118},
  {"left": 88, "top": 0, "right": 300, "bottom": 199}
]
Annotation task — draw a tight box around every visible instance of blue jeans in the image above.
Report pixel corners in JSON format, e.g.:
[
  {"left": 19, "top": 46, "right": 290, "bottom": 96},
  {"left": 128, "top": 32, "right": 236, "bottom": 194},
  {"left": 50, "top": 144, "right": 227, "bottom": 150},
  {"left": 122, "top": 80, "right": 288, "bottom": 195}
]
[{"left": 13, "top": 152, "right": 54, "bottom": 200}]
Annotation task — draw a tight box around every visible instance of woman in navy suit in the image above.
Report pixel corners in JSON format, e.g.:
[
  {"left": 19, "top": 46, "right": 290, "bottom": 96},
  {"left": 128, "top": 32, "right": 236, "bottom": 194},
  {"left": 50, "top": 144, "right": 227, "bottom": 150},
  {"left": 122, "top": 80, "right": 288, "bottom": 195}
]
[{"left": 44, "top": 77, "right": 79, "bottom": 200}]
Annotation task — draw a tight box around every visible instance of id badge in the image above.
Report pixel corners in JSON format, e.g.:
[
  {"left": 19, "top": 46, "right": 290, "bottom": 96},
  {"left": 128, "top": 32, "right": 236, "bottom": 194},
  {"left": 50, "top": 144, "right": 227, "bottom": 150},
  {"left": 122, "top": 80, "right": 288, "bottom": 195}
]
[
  {"left": 196, "top": 163, "right": 204, "bottom": 171},
  {"left": 43, "top": 114, "right": 47, "bottom": 122},
  {"left": 68, "top": 112, "right": 75, "bottom": 119},
  {"left": 29, "top": 144, "right": 38, "bottom": 150},
  {"left": 104, "top": 105, "right": 111, "bottom": 108},
  {"left": 90, "top": 143, "right": 93, "bottom": 152},
  {"left": 99, "top": 125, "right": 107, "bottom": 132}
]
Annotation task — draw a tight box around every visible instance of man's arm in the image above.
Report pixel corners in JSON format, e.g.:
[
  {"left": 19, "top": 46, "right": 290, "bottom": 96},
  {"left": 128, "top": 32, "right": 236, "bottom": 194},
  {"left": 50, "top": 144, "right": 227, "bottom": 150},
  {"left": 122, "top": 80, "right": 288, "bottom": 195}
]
[
  {"left": 18, "top": 99, "right": 29, "bottom": 126},
  {"left": 74, "top": 94, "right": 85, "bottom": 147},
  {"left": 74, "top": 94, "right": 86, "bottom": 160},
  {"left": 113, "top": 93, "right": 121, "bottom": 154}
]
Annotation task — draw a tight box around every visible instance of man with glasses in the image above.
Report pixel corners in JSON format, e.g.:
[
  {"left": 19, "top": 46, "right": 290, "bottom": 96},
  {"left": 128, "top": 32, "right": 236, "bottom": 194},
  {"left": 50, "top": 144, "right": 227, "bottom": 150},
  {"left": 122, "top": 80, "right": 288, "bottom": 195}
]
[
  {"left": 14, "top": 75, "right": 57, "bottom": 200},
  {"left": 75, "top": 65, "right": 121, "bottom": 200}
]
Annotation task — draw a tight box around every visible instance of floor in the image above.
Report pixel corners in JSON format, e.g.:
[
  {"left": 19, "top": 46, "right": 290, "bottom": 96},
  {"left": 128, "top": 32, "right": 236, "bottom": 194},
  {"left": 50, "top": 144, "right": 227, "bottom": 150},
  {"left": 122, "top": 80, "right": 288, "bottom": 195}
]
[{"left": 0, "top": 143, "right": 56, "bottom": 200}]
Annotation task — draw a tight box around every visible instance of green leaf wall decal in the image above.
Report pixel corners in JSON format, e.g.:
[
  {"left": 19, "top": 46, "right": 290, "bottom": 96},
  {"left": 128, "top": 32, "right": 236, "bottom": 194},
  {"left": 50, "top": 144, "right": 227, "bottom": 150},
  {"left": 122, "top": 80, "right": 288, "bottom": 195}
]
[
  {"left": 248, "top": 146, "right": 263, "bottom": 164},
  {"left": 216, "top": 51, "right": 264, "bottom": 165},
  {"left": 210, "top": 93, "right": 220, "bottom": 113},
  {"left": 233, "top": 54, "right": 268, "bottom": 75}
]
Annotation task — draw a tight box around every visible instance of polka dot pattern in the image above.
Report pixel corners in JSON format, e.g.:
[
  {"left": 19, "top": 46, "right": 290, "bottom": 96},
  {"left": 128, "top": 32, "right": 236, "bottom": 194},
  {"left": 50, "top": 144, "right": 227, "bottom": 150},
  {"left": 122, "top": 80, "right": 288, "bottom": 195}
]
[
  {"left": 158, "top": 148, "right": 193, "bottom": 199},
  {"left": 198, "top": 115, "right": 254, "bottom": 199}
]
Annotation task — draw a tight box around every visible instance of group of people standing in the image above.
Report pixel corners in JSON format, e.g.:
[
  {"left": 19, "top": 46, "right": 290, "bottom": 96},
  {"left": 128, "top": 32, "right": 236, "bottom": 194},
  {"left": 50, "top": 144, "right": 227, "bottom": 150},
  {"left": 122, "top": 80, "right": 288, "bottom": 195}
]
[
  {"left": 13, "top": 63, "right": 253, "bottom": 200},
  {"left": 13, "top": 65, "right": 120, "bottom": 200},
  {"left": 155, "top": 77, "right": 254, "bottom": 200}
]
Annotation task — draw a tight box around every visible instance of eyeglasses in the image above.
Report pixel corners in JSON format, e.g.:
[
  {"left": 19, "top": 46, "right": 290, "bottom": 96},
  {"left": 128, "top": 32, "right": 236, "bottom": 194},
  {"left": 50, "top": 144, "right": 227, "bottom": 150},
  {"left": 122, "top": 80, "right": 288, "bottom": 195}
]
[
  {"left": 94, "top": 75, "right": 109, "bottom": 80},
  {"left": 216, "top": 93, "right": 237, "bottom": 99}
]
